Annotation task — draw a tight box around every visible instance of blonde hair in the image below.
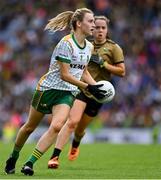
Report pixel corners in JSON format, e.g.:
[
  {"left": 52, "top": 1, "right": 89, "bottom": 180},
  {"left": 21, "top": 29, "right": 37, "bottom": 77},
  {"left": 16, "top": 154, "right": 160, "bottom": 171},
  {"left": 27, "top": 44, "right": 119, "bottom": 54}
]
[{"left": 45, "top": 8, "right": 93, "bottom": 32}]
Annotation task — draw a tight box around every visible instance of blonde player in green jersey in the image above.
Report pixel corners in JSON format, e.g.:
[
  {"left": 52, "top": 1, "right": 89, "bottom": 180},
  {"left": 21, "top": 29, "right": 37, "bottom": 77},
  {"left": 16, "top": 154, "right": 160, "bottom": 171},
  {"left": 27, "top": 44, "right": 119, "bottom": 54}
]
[
  {"left": 48, "top": 16, "right": 126, "bottom": 168},
  {"left": 5, "top": 9, "right": 107, "bottom": 176}
]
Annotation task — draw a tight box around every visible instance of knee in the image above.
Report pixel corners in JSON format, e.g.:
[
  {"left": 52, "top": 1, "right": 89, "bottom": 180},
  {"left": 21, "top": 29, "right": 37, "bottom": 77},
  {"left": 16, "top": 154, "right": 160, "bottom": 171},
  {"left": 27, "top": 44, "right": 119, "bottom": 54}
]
[
  {"left": 67, "top": 118, "right": 78, "bottom": 131},
  {"left": 22, "top": 124, "right": 35, "bottom": 135},
  {"left": 49, "top": 123, "right": 63, "bottom": 134}
]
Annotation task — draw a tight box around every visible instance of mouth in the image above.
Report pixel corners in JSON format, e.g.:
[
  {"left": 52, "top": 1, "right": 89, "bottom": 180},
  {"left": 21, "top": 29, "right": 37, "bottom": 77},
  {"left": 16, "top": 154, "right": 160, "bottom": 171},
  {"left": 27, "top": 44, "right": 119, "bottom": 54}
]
[{"left": 98, "top": 34, "right": 103, "bottom": 37}]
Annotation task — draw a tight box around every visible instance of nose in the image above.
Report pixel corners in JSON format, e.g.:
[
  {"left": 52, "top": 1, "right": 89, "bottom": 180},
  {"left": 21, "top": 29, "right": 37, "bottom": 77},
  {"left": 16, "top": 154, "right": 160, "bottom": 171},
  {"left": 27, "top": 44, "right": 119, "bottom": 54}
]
[
  {"left": 92, "top": 23, "right": 96, "bottom": 29},
  {"left": 99, "top": 28, "right": 103, "bottom": 32}
]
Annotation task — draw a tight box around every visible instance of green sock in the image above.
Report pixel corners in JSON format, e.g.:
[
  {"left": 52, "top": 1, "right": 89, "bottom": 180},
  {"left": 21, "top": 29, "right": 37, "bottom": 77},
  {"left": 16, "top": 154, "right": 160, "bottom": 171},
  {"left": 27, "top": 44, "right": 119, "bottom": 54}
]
[
  {"left": 25, "top": 148, "right": 43, "bottom": 165},
  {"left": 11, "top": 144, "right": 22, "bottom": 159}
]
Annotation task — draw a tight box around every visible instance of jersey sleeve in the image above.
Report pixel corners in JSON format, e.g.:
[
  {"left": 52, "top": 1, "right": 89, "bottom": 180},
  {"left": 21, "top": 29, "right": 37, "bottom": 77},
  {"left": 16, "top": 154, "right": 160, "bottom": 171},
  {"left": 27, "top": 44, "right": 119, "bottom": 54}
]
[
  {"left": 55, "top": 40, "right": 73, "bottom": 64},
  {"left": 113, "top": 44, "right": 124, "bottom": 64}
]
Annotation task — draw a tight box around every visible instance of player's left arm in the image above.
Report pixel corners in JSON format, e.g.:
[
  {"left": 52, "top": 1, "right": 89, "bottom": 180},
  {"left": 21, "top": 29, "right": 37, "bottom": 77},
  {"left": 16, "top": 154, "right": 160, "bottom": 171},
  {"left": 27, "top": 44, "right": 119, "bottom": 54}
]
[
  {"left": 81, "top": 66, "right": 96, "bottom": 85},
  {"left": 103, "top": 44, "right": 126, "bottom": 77},
  {"left": 81, "top": 43, "right": 96, "bottom": 85},
  {"left": 103, "top": 62, "right": 125, "bottom": 77}
]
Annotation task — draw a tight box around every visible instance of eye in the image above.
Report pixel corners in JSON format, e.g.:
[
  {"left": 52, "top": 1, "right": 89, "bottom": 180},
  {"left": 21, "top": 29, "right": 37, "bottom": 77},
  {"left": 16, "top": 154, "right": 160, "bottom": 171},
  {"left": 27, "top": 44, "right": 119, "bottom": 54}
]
[{"left": 90, "top": 20, "right": 94, "bottom": 23}]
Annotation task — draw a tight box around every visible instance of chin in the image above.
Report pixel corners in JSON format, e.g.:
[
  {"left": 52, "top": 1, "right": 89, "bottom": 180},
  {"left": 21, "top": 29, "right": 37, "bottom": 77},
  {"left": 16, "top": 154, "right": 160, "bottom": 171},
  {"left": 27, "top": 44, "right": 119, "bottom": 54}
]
[
  {"left": 97, "top": 38, "right": 103, "bottom": 41},
  {"left": 87, "top": 32, "right": 92, "bottom": 36}
]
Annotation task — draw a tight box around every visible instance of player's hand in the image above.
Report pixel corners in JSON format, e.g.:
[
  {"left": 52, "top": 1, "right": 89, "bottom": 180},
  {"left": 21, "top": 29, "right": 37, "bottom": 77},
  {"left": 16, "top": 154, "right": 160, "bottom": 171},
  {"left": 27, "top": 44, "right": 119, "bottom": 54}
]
[
  {"left": 86, "top": 84, "right": 106, "bottom": 99},
  {"left": 90, "top": 54, "right": 104, "bottom": 66}
]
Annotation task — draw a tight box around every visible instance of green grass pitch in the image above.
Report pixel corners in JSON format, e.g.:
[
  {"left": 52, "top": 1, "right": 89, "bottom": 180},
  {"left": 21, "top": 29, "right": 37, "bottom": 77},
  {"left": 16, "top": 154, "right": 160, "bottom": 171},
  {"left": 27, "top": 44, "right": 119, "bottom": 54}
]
[{"left": 0, "top": 142, "right": 161, "bottom": 179}]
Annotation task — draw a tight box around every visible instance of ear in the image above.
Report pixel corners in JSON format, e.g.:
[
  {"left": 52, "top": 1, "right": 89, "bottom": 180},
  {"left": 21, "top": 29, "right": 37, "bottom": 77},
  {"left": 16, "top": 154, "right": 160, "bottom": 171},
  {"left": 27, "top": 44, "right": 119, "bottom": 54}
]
[{"left": 76, "top": 20, "right": 81, "bottom": 28}]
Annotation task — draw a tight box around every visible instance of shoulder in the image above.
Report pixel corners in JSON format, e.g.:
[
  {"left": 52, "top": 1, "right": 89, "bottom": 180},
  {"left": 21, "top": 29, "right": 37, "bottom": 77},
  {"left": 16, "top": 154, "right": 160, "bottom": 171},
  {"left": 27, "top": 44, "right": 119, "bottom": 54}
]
[
  {"left": 106, "top": 39, "right": 123, "bottom": 51},
  {"left": 114, "top": 43, "right": 123, "bottom": 52},
  {"left": 58, "top": 34, "right": 73, "bottom": 51},
  {"left": 85, "top": 39, "right": 93, "bottom": 50},
  {"left": 60, "top": 34, "right": 72, "bottom": 45},
  {"left": 106, "top": 39, "right": 116, "bottom": 45},
  {"left": 62, "top": 34, "right": 72, "bottom": 41},
  {"left": 85, "top": 38, "right": 93, "bottom": 46}
]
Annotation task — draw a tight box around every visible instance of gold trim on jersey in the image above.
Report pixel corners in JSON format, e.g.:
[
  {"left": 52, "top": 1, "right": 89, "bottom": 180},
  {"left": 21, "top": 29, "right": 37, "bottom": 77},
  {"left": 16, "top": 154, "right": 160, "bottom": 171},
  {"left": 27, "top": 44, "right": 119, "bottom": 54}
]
[
  {"left": 63, "top": 34, "right": 71, "bottom": 41},
  {"left": 63, "top": 34, "right": 74, "bottom": 54},
  {"left": 37, "top": 73, "right": 48, "bottom": 91}
]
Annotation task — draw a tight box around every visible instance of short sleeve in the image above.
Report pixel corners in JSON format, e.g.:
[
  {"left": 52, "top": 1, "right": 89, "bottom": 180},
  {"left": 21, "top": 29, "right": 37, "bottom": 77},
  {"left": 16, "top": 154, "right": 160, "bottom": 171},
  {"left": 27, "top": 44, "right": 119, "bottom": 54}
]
[
  {"left": 55, "top": 40, "right": 73, "bottom": 64},
  {"left": 113, "top": 44, "right": 124, "bottom": 64}
]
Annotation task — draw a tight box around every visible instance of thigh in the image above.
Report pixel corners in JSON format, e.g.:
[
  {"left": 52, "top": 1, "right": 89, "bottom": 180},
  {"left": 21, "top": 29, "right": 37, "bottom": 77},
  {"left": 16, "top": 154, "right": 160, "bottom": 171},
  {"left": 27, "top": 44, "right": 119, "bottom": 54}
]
[
  {"left": 69, "top": 99, "right": 87, "bottom": 124},
  {"left": 51, "top": 104, "right": 71, "bottom": 127}
]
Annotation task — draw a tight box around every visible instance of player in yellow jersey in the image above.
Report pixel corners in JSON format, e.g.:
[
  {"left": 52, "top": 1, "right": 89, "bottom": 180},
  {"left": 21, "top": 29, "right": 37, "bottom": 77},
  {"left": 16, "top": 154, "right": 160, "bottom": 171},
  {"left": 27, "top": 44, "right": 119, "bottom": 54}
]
[
  {"left": 48, "top": 15, "right": 126, "bottom": 168},
  {"left": 5, "top": 9, "right": 106, "bottom": 176}
]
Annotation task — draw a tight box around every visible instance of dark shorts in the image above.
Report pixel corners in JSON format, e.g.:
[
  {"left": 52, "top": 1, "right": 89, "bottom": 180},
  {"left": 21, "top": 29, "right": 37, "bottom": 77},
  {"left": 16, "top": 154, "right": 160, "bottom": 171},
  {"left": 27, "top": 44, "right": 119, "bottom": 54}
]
[
  {"left": 31, "top": 89, "right": 74, "bottom": 114},
  {"left": 76, "top": 91, "right": 103, "bottom": 117}
]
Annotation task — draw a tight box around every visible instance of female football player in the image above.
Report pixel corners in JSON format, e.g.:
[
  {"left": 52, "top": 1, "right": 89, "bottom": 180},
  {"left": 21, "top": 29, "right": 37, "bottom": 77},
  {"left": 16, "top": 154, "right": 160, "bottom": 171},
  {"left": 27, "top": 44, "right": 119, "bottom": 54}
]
[
  {"left": 48, "top": 15, "right": 126, "bottom": 169},
  {"left": 5, "top": 8, "right": 106, "bottom": 176}
]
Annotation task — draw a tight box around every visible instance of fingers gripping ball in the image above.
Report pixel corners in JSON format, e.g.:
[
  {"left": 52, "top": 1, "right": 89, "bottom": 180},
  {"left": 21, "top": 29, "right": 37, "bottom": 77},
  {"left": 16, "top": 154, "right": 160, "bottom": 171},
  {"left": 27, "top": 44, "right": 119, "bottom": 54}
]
[
  {"left": 86, "top": 84, "right": 106, "bottom": 99},
  {"left": 94, "top": 80, "right": 115, "bottom": 103}
]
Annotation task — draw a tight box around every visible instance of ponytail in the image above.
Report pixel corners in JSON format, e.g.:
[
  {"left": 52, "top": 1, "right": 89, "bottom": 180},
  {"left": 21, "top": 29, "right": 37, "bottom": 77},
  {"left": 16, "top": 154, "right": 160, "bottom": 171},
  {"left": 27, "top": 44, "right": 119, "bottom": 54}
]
[
  {"left": 45, "top": 8, "right": 93, "bottom": 32},
  {"left": 44, "top": 11, "right": 74, "bottom": 32}
]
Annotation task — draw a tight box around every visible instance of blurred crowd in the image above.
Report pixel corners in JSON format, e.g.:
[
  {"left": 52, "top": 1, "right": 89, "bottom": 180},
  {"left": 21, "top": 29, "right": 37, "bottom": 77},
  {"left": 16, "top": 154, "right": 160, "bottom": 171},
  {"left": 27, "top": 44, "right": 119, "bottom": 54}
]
[{"left": 0, "top": 0, "right": 161, "bottom": 141}]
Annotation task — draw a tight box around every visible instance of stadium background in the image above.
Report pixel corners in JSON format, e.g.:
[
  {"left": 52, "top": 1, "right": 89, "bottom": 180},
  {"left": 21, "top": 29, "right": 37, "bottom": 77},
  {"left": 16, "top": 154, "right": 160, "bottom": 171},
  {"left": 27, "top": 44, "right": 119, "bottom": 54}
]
[{"left": 0, "top": 0, "right": 161, "bottom": 144}]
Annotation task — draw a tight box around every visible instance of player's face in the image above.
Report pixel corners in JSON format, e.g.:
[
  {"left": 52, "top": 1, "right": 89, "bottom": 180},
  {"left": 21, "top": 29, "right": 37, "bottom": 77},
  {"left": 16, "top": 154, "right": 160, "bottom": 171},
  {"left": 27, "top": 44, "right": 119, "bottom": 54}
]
[
  {"left": 93, "top": 19, "right": 108, "bottom": 43},
  {"left": 80, "top": 13, "right": 95, "bottom": 36}
]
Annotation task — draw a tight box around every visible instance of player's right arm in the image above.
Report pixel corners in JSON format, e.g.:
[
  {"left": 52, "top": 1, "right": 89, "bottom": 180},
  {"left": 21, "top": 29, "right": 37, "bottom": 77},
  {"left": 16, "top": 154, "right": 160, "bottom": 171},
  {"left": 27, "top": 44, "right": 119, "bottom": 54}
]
[
  {"left": 57, "top": 39, "right": 106, "bottom": 99},
  {"left": 58, "top": 61, "right": 88, "bottom": 89},
  {"left": 55, "top": 39, "right": 88, "bottom": 89},
  {"left": 58, "top": 58, "right": 105, "bottom": 99}
]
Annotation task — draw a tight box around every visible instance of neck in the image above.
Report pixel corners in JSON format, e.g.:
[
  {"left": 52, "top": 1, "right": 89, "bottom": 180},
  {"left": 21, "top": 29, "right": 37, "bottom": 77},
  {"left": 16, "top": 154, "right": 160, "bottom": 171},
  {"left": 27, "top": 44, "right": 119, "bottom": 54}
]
[
  {"left": 73, "top": 31, "right": 86, "bottom": 47},
  {"left": 94, "top": 39, "right": 106, "bottom": 45}
]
